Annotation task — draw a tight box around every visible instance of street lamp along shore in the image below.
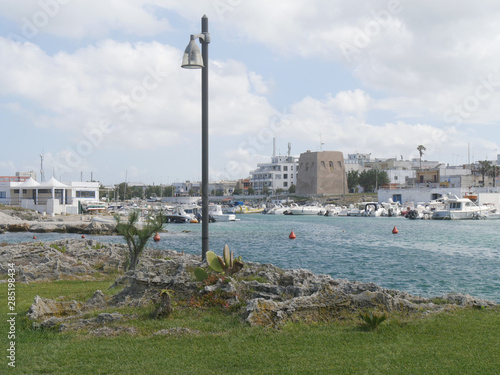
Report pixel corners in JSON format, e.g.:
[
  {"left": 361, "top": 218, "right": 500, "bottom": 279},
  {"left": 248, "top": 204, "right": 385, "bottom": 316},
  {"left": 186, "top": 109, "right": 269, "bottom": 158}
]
[{"left": 181, "top": 15, "right": 211, "bottom": 261}]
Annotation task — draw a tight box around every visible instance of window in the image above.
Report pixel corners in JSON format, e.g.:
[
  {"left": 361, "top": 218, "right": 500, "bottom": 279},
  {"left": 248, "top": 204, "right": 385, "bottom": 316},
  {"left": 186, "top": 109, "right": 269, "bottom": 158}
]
[
  {"left": 394, "top": 176, "right": 398, "bottom": 181},
  {"left": 291, "top": 166, "right": 293, "bottom": 170},
  {"left": 321, "top": 161, "right": 326, "bottom": 170},
  {"left": 392, "top": 194, "right": 402, "bottom": 204},
  {"left": 284, "top": 174, "right": 288, "bottom": 179},
  {"left": 305, "top": 162, "right": 309, "bottom": 171},
  {"left": 76, "top": 191, "right": 96, "bottom": 198},
  {"left": 329, "top": 161, "right": 334, "bottom": 171},
  {"left": 283, "top": 166, "right": 288, "bottom": 171},
  {"left": 0, "top": 191, "right": 6, "bottom": 198},
  {"left": 284, "top": 182, "right": 288, "bottom": 187}
]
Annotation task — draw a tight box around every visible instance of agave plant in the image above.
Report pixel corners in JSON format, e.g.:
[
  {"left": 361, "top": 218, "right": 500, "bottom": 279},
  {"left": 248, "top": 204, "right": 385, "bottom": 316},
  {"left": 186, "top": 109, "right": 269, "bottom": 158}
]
[{"left": 194, "top": 244, "right": 244, "bottom": 282}]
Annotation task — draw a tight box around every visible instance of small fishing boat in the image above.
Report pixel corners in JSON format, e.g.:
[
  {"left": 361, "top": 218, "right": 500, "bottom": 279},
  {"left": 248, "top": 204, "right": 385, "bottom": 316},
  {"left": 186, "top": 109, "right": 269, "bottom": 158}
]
[
  {"left": 208, "top": 204, "right": 237, "bottom": 221},
  {"left": 431, "top": 194, "right": 488, "bottom": 220}
]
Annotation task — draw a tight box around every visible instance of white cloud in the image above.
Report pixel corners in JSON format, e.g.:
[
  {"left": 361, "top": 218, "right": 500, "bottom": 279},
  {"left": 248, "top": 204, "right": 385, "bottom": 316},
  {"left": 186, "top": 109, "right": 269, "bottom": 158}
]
[
  {"left": 0, "top": 0, "right": 170, "bottom": 39},
  {"left": 0, "top": 36, "right": 279, "bottom": 179},
  {"left": 2, "top": 1, "right": 500, "bottom": 183}
]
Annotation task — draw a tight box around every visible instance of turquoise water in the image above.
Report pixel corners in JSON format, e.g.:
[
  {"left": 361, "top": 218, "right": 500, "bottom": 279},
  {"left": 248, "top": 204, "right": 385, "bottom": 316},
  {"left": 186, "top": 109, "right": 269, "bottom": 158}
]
[{"left": 2, "top": 215, "right": 499, "bottom": 302}]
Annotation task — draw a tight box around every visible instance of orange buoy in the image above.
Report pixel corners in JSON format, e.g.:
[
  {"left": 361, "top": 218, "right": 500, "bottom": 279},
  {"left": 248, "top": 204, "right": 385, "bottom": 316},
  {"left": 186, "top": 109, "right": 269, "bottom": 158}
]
[
  {"left": 190, "top": 219, "right": 198, "bottom": 224},
  {"left": 33, "top": 236, "right": 37, "bottom": 239},
  {"left": 153, "top": 232, "right": 161, "bottom": 242},
  {"left": 81, "top": 235, "right": 85, "bottom": 238},
  {"left": 289, "top": 230, "right": 296, "bottom": 239},
  {"left": 392, "top": 226, "right": 399, "bottom": 234}
]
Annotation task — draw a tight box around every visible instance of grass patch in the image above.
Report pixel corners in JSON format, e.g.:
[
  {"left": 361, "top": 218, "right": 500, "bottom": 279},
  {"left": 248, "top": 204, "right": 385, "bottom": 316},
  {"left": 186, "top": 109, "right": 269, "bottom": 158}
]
[
  {"left": 1, "top": 279, "right": 499, "bottom": 374},
  {"left": 49, "top": 243, "right": 67, "bottom": 253}
]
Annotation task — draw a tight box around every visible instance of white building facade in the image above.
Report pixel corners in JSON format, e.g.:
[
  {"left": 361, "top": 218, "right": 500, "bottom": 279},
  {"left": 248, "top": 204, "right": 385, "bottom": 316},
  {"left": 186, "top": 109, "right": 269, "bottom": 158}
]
[
  {"left": 0, "top": 176, "right": 100, "bottom": 215},
  {"left": 250, "top": 156, "right": 298, "bottom": 195}
]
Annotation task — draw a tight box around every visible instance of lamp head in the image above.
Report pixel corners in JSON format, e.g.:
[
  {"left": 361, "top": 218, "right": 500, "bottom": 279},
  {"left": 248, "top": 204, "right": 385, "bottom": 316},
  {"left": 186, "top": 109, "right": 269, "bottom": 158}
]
[{"left": 181, "top": 35, "right": 204, "bottom": 69}]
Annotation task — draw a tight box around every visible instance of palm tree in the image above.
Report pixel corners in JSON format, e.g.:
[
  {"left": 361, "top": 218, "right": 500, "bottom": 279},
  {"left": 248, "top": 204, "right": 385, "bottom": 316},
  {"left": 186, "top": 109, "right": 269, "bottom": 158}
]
[
  {"left": 488, "top": 165, "right": 500, "bottom": 187},
  {"left": 417, "top": 145, "right": 426, "bottom": 170},
  {"left": 478, "top": 160, "right": 492, "bottom": 187}
]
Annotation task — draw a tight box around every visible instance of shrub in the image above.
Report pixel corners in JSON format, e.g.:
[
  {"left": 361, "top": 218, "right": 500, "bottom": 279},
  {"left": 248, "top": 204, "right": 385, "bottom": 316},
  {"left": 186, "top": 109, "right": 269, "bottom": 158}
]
[{"left": 359, "top": 310, "right": 387, "bottom": 330}]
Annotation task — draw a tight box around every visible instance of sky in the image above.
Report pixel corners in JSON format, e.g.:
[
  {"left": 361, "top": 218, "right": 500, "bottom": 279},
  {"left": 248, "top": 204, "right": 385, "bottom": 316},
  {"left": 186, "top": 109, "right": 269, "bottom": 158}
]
[{"left": 1, "top": 0, "right": 500, "bottom": 186}]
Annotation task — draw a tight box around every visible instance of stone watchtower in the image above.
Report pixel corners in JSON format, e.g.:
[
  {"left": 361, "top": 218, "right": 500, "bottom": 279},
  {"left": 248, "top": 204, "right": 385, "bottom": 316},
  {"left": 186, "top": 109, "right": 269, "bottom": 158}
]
[{"left": 296, "top": 150, "right": 348, "bottom": 195}]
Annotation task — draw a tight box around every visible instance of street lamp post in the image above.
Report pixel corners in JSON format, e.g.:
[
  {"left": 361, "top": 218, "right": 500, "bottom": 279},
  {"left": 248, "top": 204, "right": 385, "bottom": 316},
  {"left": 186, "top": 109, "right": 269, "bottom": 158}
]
[{"left": 181, "top": 15, "right": 211, "bottom": 261}]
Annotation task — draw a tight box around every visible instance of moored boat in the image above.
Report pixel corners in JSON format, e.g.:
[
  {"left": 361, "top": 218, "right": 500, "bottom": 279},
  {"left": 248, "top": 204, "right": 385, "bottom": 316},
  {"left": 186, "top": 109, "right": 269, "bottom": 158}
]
[
  {"left": 235, "top": 205, "right": 265, "bottom": 214},
  {"left": 431, "top": 194, "right": 488, "bottom": 220},
  {"left": 289, "top": 202, "right": 324, "bottom": 215},
  {"left": 208, "top": 204, "right": 237, "bottom": 221}
]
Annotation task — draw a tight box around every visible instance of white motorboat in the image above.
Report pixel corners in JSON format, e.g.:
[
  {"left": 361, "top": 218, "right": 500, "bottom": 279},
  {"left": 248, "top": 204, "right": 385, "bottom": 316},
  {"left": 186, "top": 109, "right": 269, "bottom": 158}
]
[
  {"left": 337, "top": 205, "right": 352, "bottom": 216},
  {"left": 208, "top": 204, "right": 237, "bottom": 221},
  {"left": 289, "top": 202, "right": 324, "bottom": 215},
  {"left": 82, "top": 201, "right": 107, "bottom": 213},
  {"left": 348, "top": 202, "right": 372, "bottom": 217},
  {"left": 164, "top": 205, "right": 199, "bottom": 223},
  {"left": 363, "top": 203, "right": 384, "bottom": 217},
  {"left": 380, "top": 199, "right": 402, "bottom": 217},
  {"left": 322, "top": 204, "right": 342, "bottom": 216},
  {"left": 266, "top": 204, "right": 288, "bottom": 215},
  {"left": 431, "top": 194, "right": 488, "bottom": 220}
]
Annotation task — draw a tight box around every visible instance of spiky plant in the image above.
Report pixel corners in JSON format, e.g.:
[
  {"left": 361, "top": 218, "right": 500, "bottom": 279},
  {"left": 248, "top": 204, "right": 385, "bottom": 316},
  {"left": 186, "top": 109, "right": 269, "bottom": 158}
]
[{"left": 359, "top": 310, "right": 387, "bottom": 330}]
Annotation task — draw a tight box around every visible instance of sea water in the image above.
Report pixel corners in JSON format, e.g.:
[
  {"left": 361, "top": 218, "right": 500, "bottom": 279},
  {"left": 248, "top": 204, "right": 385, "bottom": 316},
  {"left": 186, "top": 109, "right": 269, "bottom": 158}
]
[{"left": 2, "top": 215, "right": 499, "bottom": 302}]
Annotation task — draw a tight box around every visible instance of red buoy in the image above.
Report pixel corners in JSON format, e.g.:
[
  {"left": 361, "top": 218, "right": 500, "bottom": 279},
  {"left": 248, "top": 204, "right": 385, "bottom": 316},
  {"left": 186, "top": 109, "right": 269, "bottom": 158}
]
[
  {"left": 289, "top": 230, "right": 296, "bottom": 239},
  {"left": 33, "top": 236, "right": 37, "bottom": 240},
  {"left": 81, "top": 235, "right": 85, "bottom": 238},
  {"left": 153, "top": 232, "right": 161, "bottom": 242},
  {"left": 392, "top": 226, "right": 399, "bottom": 234}
]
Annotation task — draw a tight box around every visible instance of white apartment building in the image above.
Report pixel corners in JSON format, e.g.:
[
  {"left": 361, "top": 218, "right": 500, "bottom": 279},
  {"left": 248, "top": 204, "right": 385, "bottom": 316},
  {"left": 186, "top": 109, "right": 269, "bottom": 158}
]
[{"left": 249, "top": 155, "right": 298, "bottom": 195}]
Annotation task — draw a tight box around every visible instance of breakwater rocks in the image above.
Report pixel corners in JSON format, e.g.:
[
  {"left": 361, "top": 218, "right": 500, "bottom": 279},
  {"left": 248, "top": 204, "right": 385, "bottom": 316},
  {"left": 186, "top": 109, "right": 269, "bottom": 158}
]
[
  {"left": 0, "top": 211, "right": 117, "bottom": 235},
  {"left": 3, "top": 239, "right": 496, "bottom": 334}
]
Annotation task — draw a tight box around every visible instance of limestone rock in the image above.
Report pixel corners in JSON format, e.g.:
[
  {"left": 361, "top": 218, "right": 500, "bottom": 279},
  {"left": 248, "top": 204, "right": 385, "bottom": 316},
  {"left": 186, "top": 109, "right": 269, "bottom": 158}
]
[
  {"left": 27, "top": 295, "right": 82, "bottom": 320},
  {"left": 6, "top": 223, "right": 31, "bottom": 232},
  {"left": 444, "top": 293, "right": 496, "bottom": 308}
]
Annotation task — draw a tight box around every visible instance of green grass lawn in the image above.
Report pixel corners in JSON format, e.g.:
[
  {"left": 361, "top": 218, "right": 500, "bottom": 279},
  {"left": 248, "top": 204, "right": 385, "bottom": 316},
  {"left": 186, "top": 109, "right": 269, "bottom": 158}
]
[{"left": 1, "top": 279, "right": 499, "bottom": 374}]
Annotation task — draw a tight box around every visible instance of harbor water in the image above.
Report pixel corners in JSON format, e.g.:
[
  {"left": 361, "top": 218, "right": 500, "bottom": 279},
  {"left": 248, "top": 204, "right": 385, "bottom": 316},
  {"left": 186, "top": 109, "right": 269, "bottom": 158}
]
[{"left": 2, "top": 215, "right": 499, "bottom": 303}]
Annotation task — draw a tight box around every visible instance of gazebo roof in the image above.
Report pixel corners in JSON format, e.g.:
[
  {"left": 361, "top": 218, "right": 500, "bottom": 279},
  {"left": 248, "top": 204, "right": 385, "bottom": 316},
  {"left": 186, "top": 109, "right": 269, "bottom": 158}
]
[
  {"left": 19, "top": 177, "right": 40, "bottom": 187},
  {"left": 38, "top": 177, "right": 70, "bottom": 188}
]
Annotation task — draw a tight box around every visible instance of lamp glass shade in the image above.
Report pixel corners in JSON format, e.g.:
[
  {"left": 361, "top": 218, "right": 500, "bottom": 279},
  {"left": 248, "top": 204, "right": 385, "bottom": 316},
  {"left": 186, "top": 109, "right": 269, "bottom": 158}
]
[{"left": 181, "top": 39, "right": 204, "bottom": 69}]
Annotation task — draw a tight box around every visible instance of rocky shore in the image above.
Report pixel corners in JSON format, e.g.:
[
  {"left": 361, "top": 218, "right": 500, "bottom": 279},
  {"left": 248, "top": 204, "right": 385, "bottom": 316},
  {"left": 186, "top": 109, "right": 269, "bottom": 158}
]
[
  {"left": 0, "top": 209, "right": 117, "bottom": 235},
  {"left": 1, "top": 238, "right": 496, "bottom": 335}
]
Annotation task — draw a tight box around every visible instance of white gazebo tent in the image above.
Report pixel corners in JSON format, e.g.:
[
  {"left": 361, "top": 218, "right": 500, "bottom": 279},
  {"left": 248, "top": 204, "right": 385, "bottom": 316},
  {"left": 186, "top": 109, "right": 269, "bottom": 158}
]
[{"left": 18, "top": 177, "right": 71, "bottom": 215}]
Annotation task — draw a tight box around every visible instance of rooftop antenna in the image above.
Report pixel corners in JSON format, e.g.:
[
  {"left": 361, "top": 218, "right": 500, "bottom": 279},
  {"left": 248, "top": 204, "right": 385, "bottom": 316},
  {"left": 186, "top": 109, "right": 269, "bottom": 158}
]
[
  {"left": 468, "top": 142, "right": 470, "bottom": 166},
  {"left": 272, "top": 137, "right": 276, "bottom": 158},
  {"left": 320, "top": 134, "right": 324, "bottom": 151},
  {"left": 39, "top": 153, "right": 45, "bottom": 182},
  {"left": 288, "top": 142, "right": 291, "bottom": 157}
]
